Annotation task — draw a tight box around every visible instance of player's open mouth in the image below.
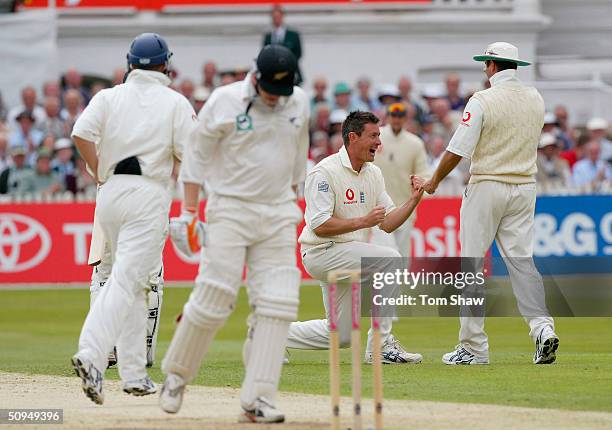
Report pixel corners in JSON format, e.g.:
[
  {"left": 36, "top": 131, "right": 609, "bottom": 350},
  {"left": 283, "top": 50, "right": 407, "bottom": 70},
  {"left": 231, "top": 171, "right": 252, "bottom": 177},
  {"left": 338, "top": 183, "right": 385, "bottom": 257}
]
[{"left": 369, "top": 148, "right": 376, "bottom": 156}]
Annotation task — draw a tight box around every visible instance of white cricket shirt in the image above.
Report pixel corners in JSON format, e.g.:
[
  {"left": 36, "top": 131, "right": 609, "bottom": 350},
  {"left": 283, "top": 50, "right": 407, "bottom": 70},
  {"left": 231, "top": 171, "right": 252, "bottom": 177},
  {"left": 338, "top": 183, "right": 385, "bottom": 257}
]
[
  {"left": 72, "top": 69, "right": 195, "bottom": 184},
  {"left": 179, "top": 73, "right": 310, "bottom": 204},
  {"left": 299, "top": 145, "right": 395, "bottom": 248}
]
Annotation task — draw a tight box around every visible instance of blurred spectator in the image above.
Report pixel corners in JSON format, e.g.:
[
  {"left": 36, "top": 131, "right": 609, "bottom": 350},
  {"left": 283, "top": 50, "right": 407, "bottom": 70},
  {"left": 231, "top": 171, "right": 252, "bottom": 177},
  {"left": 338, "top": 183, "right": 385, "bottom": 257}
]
[
  {"left": 193, "top": 87, "right": 211, "bottom": 114},
  {"left": 445, "top": 72, "right": 466, "bottom": 111},
  {"left": 0, "top": 146, "right": 34, "bottom": 195},
  {"left": 62, "top": 68, "right": 90, "bottom": 105},
  {"left": 30, "top": 148, "right": 64, "bottom": 196},
  {"left": 201, "top": 61, "right": 218, "bottom": 91},
  {"left": 377, "top": 84, "right": 401, "bottom": 108},
  {"left": 234, "top": 67, "right": 249, "bottom": 82},
  {"left": 586, "top": 117, "right": 612, "bottom": 162},
  {"left": 310, "top": 77, "right": 328, "bottom": 111},
  {"left": 0, "top": 132, "right": 10, "bottom": 171},
  {"left": 329, "top": 132, "right": 344, "bottom": 154},
  {"left": 329, "top": 109, "right": 348, "bottom": 135},
  {"left": 353, "top": 77, "right": 381, "bottom": 112},
  {"left": 179, "top": 79, "right": 196, "bottom": 106},
  {"left": 554, "top": 105, "right": 574, "bottom": 150},
  {"left": 0, "top": 90, "right": 7, "bottom": 122},
  {"left": 7, "top": 86, "right": 46, "bottom": 127},
  {"left": 90, "top": 81, "right": 108, "bottom": 97},
  {"left": 61, "top": 89, "right": 83, "bottom": 136},
  {"left": 331, "top": 82, "right": 359, "bottom": 112},
  {"left": 0, "top": 0, "right": 24, "bottom": 13},
  {"left": 572, "top": 140, "right": 612, "bottom": 188},
  {"left": 536, "top": 133, "right": 572, "bottom": 193},
  {"left": 111, "top": 68, "right": 126, "bottom": 87},
  {"left": 40, "top": 135, "right": 56, "bottom": 153},
  {"left": 421, "top": 84, "right": 446, "bottom": 111},
  {"left": 219, "top": 69, "right": 237, "bottom": 86},
  {"left": 429, "top": 98, "right": 460, "bottom": 143},
  {"left": 398, "top": 76, "right": 429, "bottom": 125},
  {"left": 9, "top": 110, "right": 43, "bottom": 157},
  {"left": 429, "top": 134, "right": 465, "bottom": 196},
  {"left": 560, "top": 133, "right": 589, "bottom": 169},
  {"left": 42, "top": 80, "right": 62, "bottom": 99},
  {"left": 39, "top": 97, "right": 65, "bottom": 139},
  {"left": 542, "top": 112, "right": 557, "bottom": 134},
  {"left": 307, "top": 130, "right": 330, "bottom": 172},
  {"left": 51, "top": 138, "right": 76, "bottom": 193},
  {"left": 263, "top": 4, "right": 303, "bottom": 85},
  {"left": 74, "top": 156, "right": 97, "bottom": 195},
  {"left": 310, "top": 103, "right": 330, "bottom": 135}
]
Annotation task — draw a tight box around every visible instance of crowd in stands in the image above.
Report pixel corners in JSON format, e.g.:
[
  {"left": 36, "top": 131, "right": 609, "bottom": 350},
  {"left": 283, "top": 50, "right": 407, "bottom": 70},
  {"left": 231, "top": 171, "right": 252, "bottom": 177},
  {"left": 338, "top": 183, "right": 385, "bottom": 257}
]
[{"left": 1, "top": 63, "right": 611, "bottom": 201}]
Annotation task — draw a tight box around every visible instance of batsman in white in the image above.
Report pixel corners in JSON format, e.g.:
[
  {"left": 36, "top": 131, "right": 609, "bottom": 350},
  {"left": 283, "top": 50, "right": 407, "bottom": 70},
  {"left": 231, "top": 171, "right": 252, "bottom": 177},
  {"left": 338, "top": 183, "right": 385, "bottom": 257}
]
[
  {"left": 286, "top": 111, "right": 424, "bottom": 364},
  {"left": 416, "top": 42, "right": 559, "bottom": 365},
  {"left": 159, "top": 45, "right": 309, "bottom": 423},
  {"left": 70, "top": 32, "right": 196, "bottom": 404}
]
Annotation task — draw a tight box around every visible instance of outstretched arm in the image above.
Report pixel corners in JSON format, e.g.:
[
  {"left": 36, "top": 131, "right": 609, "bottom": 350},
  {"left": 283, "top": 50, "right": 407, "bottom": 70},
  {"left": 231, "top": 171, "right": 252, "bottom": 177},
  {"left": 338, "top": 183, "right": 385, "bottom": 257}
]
[{"left": 420, "top": 151, "right": 463, "bottom": 195}]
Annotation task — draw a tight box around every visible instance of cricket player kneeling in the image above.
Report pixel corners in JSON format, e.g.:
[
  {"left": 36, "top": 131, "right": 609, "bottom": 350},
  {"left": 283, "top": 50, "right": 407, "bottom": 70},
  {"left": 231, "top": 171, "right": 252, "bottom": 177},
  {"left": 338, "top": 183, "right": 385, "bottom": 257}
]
[
  {"left": 160, "top": 44, "right": 309, "bottom": 423},
  {"left": 286, "top": 111, "right": 425, "bottom": 365}
]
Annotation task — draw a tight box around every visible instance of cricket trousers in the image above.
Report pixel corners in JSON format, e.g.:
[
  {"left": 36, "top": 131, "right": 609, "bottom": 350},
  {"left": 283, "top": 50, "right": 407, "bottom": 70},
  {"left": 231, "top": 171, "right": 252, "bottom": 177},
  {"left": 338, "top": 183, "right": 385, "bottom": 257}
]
[
  {"left": 286, "top": 240, "right": 401, "bottom": 353},
  {"left": 459, "top": 181, "right": 554, "bottom": 356},
  {"left": 77, "top": 175, "right": 170, "bottom": 380}
]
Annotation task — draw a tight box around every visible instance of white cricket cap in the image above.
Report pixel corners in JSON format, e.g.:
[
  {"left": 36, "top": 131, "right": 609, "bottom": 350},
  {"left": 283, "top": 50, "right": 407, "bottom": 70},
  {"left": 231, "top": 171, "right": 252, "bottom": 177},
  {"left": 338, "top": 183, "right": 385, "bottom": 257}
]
[
  {"left": 473, "top": 42, "right": 531, "bottom": 66},
  {"left": 421, "top": 84, "right": 445, "bottom": 99},
  {"left": 54, "top": 138, "right": 73, "bottom": 151},
  {"left": 543, "top": 112, "right": 557, "bottom": 125},
  {"left": 538, "top": 133, "right": 557, "bottom": 149},
  {"left": 193, "top": 86, "right": 211, "bottom": 102},
  {"left": 587, "top": 117, "right": 609, "bottom": 131},
  {"left": 377, "top": 84, "right": 400, "bottom": 99},
  {"left": 329, "top": 109, "right": 348, "bottom": 124}
]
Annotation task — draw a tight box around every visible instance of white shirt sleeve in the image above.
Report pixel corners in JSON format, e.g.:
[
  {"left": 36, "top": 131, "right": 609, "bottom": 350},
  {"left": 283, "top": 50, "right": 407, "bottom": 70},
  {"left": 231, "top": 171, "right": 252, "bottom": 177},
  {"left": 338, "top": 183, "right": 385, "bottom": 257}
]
[
  {"left": 304, "top": 170, "right": 335, "bottom": 230},
  {"left": 172, "top": 96, "right": 198, "bottom": 162},
  {"left": 178, "top": 93, "right": 223, "bottom": 185},
  {"left": 446, "top": 98, "right": 484, "bottom": 160},
  {"left": 71, "top": 91, "right": 107, "bottom": 143}
]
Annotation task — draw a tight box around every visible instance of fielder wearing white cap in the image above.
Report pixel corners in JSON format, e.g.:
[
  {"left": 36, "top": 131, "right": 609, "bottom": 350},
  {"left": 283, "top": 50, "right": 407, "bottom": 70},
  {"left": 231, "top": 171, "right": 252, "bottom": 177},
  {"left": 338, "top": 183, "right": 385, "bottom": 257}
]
[{"left": 416, "top": 41, "right": 559, "bottom": 365}]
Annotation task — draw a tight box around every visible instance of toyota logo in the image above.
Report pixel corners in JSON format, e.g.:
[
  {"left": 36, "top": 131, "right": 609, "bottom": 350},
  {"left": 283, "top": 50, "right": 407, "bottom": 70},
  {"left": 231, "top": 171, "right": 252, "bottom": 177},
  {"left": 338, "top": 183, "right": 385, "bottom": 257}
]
[{"left": 0, "top": 213, "right": 51, "bottom": 273}]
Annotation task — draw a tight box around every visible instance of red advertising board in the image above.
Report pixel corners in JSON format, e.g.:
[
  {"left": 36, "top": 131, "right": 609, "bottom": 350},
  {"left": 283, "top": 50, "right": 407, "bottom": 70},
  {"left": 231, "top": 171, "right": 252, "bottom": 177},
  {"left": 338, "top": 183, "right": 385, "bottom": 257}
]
[{"left": 0, "top": 198, "right": 459, "bottom": 284}]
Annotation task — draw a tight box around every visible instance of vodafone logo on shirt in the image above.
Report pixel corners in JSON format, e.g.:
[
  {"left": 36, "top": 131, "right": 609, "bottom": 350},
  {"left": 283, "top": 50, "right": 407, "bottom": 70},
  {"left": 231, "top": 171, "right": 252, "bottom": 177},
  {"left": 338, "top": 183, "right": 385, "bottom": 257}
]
[
  {"left": 344, "top": 188, "right": 357, "bottom": 205},
  {"left": 461, "top": 111, "right": 472, "bottom": 127}
]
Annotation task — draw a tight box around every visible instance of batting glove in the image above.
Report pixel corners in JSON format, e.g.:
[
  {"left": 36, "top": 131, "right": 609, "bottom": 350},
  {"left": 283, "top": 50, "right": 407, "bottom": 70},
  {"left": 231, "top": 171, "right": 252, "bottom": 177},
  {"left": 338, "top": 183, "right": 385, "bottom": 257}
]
[{"left": 169, "top": 208, "right": 206, "bottom": 258}]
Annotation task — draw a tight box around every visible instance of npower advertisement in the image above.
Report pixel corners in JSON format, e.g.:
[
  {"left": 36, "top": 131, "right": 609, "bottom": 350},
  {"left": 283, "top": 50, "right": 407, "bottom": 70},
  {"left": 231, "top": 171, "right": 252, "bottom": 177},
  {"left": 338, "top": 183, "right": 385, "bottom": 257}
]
[{"left": 0, "top": 196, "right": 611, "bottom": 283}]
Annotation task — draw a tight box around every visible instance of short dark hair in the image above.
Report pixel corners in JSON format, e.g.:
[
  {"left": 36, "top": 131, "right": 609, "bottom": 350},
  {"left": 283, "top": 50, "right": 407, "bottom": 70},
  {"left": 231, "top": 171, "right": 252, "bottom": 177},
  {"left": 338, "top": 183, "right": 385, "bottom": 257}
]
[
  {"left": 489, "top": 60, "right": 518, "bottom": 71},
  {"left": 342, "top": 111, "right": 380, "bottom": 147}
]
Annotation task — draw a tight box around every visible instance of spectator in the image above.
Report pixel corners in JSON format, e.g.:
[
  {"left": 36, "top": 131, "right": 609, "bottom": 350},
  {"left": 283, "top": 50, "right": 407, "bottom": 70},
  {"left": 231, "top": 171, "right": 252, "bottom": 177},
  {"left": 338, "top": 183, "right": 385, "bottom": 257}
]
[
  {"left": 111, "top": 68, "right": 126, "bottom": 87},
  {"left": 310, "top": 77, "right": 328, "bottom": 111},
  {"left": 234, "top": 67, "right": 249, "bottom": 82},
  {"left": 39, "top": 97, "right": 65, "bottom": 139},
  {"left": 353, "top": 77, "right": 381, "bottom": 112},
  {"left": 7, "top": 86, "right": 47, "bottom": 127},
  {"left": 536, "top": 133, "right": 572, "bottom": 193},
  {"left": 30, "top": 148, "right": 64, "bottom": 196},
  {"left": 560, "top": 133, "right": 589, "bottom": 169},
  {"left": 0, "top": 146, "right": 34, "bottom": 195},
  {"left": 572, "top": 140, "right": 612, "bottom": 189},
  {"left": 193, "top": 87, "right": 211, "bottom": 114},
  {"left": 398, "top": 76, "right": 429, "bottom": 126},
  {"left": 263, "top": 4, "right": 303, "bottom": 85},
  {"left": 428, "top": 134, "right": 465, "bottom": 196},
  {"left": 62, "top": 68, "right": 90, "bottom": 105},
  {"left": 429, "top": 98, "right": 461, "bottom": 143},
  {"left": 201, "top": 61, "right": 218, "bottom": 91},
  {"left": 445, "top": 72, "right": 466, "bottom": 111},
  {"left": 307, "top": 130, "right": 330, "bottom": 172},
  {"left": 542, "top": 112, "right": 557, "bottom": 134},
  {"left": 310, "top": 102, "right": 330, "bottom": 135},
  {"left": 61, "top": 89, "right": 83, "bottom": 137},
  {"left": 0, "top": 132, "right": 10, "bottom": 171},
  {"left": 329, "top": 109, "right": 347, "bottom": 135},
  {"left": 219, "top": 69, "right": 236, "bottom": 86},
  {"left": 51, "top": 137, "right": 75, "bottom": 177},
  {"left": 179, "top": 78, "right": 196, "bottom": 106},
  {"left": 331, "top": 82, "right": 359, "bottom": 112},
  {"left": 554, "top": 105, "right": 574, "bottom": 150},
  {"left": 586, "top": 117, "right": 612, "bottom": 162},
  {"left": 90, "top": 81, "right": 108, "bottom": 97},
  {"left": 74, "top": 155, "right": 97, "bottom": 196},
  {"left": 377, "top": 84, "right": 401, "bottom": 108},
  {"left": 42, "top": 80, "right": 62, "bottom": 99},
  {"left": 421, "top": 84, "right": 446, "bottom": 111},
  {"left": 9, "top": 110, "right": 44, "bottom": 158},
  {"left": 0, "top": 90, "right": 7, "bottom": 122},
  {"left": 329, "top": 132, "right": 344, "bottom": 154}
]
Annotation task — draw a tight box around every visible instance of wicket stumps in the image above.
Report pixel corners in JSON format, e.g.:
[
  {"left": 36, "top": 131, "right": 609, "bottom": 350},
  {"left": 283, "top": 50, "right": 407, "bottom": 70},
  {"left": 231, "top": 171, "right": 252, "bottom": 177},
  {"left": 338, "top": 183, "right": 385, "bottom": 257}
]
[{"left": 328, "top": 270, "right": 383, "bottom": 430}]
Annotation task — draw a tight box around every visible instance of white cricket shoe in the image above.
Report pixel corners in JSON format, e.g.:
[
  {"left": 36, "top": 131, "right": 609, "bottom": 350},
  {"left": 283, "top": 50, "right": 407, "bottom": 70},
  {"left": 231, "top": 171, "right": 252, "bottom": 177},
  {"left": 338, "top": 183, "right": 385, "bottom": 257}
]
[
  {"left": 71, "top": 354, "right": 104, "bottom": 405},
  {"left": 533, "top": 327, "right": 559, "bottom": 364},
  {"left": 442, "top": 345, "right": 489, "bottom": 365},
  {"left": 123, "top": 375, "right": 157, "bottom": 396},
  {"left": 159, "top": 373, "right": 186, "bottom": 414},
  {"left": 364, "top": 335, "right": 422, "bottom": 364},
  {"left": 239, "top": 397, "right": 285, "bottom": 423}
]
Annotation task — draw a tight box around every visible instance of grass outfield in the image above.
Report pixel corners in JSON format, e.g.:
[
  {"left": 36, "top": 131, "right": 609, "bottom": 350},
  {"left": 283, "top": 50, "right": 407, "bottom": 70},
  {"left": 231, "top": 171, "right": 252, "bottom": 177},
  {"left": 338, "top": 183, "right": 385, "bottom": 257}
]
[{"left": 2, "top": 286, "right": 611, "bottom": 413}]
